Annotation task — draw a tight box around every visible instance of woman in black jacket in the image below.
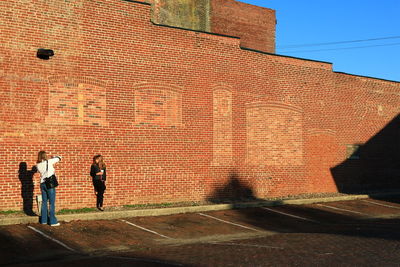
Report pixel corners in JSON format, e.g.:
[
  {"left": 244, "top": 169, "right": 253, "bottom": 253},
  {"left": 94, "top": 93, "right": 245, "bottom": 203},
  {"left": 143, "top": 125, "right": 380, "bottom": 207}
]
[{"left": 90, "top": 155, "right": 107, "bottom": 211}]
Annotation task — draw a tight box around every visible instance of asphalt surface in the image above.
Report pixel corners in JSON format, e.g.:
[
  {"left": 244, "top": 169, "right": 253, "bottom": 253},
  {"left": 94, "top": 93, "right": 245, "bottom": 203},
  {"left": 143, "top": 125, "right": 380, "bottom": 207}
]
[{"left": 1, "top": 194, "right": 400, "bottom": 266}]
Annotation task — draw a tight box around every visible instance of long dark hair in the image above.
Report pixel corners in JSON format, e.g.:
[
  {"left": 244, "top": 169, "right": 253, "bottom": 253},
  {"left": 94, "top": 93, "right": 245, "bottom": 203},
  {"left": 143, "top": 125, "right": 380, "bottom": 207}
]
[{"left": 93, "top": 154, "right": 106, "bottom": 169}]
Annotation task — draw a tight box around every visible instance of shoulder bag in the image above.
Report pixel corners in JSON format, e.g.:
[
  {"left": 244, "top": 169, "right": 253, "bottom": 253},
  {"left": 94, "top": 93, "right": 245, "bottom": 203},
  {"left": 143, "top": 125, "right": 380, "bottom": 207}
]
[{"left": 44, "top": 160, "right": 59, "bottom": 189}]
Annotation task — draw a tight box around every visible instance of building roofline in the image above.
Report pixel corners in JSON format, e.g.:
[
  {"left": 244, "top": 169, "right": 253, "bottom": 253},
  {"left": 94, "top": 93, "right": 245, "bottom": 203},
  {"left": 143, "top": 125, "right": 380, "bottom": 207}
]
[
  {"left": 240, "top": 46, "right": 333, "bottom": 65},
  {"left": 124, "top": 0, "right": 398, "bottom": 83},
  {"left": 151, "top": 21, "right": 241, "bottom": 40},
  {"left": 334, "top": 71, "right": 400, "bottom": 84},
  {"left": 121, "top": 0, "right": 151, "bottom": 6},
  {"left": 127, "top": 0, "right": 330, "bottom": 67}
]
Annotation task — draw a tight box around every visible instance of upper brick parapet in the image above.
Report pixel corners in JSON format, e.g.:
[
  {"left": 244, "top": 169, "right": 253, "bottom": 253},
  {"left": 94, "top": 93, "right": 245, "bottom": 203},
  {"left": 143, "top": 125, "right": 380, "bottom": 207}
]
[
  {"left": 210, "top": 0, "right": 276, "bottom": 53},
  {"left": 143, "top": 0, "right": 276, "bottom": 53}
]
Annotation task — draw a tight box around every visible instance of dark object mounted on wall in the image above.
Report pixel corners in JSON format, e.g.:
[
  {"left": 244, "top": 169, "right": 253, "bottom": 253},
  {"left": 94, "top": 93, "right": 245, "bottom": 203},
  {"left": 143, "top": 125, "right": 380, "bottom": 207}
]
[{"left": 37, "top": 48, "right": 54, "bottom": 60}]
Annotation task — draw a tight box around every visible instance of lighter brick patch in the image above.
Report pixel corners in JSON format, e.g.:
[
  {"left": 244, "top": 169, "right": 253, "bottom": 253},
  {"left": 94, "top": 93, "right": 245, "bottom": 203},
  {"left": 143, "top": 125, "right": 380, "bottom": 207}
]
[
  {"left": 46, "top": 77, "right": 107, "bottom": 126},
  {"left": 134, "top": 85, "right": 182, "bottom": 127},
  {"left": 213, "top": 88, "right": 233, "bottom": 166},
  {"left": 246, "top": 102, "right": 303, "bottom": 166}
]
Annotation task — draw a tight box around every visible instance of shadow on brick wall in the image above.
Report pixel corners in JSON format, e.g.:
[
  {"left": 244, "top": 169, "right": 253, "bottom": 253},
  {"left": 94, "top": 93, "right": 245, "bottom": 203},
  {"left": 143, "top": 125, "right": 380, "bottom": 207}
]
[
  {"left": 207, "top": 172, "right": 258, "bottom": 203},
  {"left": 18, "top": 162, "right": 37, "bottom": 216},
  {"left": 330, "top": 114, "right": 400, "bottom": 194}
]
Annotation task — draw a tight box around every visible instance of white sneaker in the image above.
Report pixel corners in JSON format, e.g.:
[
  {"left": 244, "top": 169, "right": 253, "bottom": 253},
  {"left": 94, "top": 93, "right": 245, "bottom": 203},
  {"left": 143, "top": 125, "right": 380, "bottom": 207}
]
[{"left": 50, "top": 223, "right": 60, "bottom": 227}]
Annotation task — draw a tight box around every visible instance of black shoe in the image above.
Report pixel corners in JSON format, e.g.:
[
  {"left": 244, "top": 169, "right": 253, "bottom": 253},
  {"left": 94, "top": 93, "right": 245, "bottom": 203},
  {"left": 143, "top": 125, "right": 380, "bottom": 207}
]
[{"left": 97, "top": 207, "right": 104, "bottom": 211}]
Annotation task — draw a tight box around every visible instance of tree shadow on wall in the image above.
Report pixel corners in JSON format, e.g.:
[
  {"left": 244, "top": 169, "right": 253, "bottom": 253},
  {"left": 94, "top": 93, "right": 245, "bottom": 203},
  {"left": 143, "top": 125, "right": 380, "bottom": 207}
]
[
  {"left": 18, "top": 162, "right": 37, "bottom": 216},
  {"left": 330, "top": 114, "right": 400, "bottom": 195},
  {"left": 207, "top": 172, "right": 259, "bottom": 204}
]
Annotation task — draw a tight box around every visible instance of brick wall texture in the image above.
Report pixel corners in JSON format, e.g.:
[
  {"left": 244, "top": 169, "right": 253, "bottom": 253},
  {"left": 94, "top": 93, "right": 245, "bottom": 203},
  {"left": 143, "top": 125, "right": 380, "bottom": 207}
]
[{"left": 0, "top": 0, "right": 399, "bottom": 211}]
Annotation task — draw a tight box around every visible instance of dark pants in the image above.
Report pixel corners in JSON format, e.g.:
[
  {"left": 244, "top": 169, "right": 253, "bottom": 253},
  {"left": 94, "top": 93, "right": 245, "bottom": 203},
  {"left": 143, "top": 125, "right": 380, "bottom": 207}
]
[{"left": 93, "top": 179, "right": 106, "bottom": 207}]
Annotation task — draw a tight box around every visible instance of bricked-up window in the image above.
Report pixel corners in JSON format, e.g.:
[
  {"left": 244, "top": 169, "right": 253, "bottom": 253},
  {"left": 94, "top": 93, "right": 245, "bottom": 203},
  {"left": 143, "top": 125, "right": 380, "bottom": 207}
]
[
  {"left": 134, "top": 88, "right": 182, "bottom": 127},
  {"left": 346, "top": 144, "right": 362, "bottom": 159},
  {"left": 45, "top": 77, "right": 107, "bottom": 126},
  {"left": 246, "top": 102, "right": 304, "bottom": 166},
  {"left": 213, "top": 89, "right": 233, "bottom": 166}
]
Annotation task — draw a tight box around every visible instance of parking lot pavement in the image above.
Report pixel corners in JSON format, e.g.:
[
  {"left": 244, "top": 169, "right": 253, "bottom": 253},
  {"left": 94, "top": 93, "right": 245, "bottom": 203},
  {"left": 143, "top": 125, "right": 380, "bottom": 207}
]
[
  {"left": 119, "top": 227, "right": 400, "bottom": 267},
  {"left": 1, "top": 197, "right": 400, "bottom": 266},
  {"left": 125, "top": 212, "right": 258, "bottom": 238},
  {"left": 0, "top": 224, "right": 76, "bottom": 265},
  {"left": 309, "top": 199, "right": 400, "bottom": 218}
]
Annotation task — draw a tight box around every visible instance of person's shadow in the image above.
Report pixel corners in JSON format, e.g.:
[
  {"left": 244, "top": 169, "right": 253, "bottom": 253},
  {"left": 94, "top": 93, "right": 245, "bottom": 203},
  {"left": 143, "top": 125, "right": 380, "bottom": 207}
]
[{"left": 18, "top": 162, "right": 37, "bottom": 216}]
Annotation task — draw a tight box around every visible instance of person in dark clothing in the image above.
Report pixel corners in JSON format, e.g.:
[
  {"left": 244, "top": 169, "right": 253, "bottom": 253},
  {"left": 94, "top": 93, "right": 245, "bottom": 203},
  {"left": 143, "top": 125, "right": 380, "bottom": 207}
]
[{"left": 90, "top": 154, "right": 107, "bottom": 211}]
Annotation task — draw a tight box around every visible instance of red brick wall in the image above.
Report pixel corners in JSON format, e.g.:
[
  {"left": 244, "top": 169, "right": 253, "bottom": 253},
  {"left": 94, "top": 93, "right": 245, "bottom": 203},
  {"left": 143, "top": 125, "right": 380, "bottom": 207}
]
[
  {"left": 0, "top": 0, "right": 399, "bottom": 211},
  {"left": 211, "top": 0, "right": 276, "bottom": 53}
]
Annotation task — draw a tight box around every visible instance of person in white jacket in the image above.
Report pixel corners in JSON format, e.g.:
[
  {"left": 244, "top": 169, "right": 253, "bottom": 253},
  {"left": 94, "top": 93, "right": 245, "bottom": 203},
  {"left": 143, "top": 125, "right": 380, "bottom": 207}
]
[{"left": 36, "top": 151, "right": 61, "bottom": 226}]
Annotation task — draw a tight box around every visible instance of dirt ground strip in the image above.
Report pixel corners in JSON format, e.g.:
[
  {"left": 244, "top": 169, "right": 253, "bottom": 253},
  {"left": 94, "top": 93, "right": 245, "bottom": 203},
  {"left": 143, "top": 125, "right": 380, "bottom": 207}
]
[{"left": 1, "top": 197, "right": 400, "bottom": 266}]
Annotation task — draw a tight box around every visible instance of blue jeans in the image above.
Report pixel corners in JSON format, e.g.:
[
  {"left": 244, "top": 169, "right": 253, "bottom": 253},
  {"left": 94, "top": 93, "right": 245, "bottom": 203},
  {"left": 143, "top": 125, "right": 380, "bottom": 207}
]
[{"left": 40, "top": 183, "right": 58, "bottom": 225}]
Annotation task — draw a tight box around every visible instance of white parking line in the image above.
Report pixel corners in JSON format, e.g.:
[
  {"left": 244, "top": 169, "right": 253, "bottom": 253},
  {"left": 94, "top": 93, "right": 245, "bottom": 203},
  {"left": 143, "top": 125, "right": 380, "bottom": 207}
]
[
  {"left": 261, "top": 207, "right": 319, "bottom": 223},
  {"left": 198, "top": 213, "right": 262, "bottom": 232},
  {"left": 362, "top": 200, "right": 400, "bottom": 210},
  {"left": 317, "top": 204, "right": 367, "bottom": 215},
  {"left": 121, "top": 219, "right": 172, "bottom": 239},
  {"left": 27, "top": 226, "right": 76, "bottom": 252}
]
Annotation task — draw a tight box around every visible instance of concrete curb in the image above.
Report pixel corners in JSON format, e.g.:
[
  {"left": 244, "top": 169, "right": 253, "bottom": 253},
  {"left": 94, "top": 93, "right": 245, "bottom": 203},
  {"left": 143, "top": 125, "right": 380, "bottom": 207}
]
[{"left": 1, "top": 192, "right": 399, "bottom": 226}]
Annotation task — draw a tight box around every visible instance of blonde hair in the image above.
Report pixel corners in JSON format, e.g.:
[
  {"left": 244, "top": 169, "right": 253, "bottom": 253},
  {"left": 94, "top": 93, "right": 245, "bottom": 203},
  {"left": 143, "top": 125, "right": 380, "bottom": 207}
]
[{"left": 37, "top": 151, "right": 47, "bottom": 163}]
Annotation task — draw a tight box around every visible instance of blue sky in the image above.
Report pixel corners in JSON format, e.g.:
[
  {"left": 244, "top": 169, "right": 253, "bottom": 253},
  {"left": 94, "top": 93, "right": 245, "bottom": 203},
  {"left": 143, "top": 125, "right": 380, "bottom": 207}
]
[{"left": 240, "top": 0, "right": 400, "bottom": 82}]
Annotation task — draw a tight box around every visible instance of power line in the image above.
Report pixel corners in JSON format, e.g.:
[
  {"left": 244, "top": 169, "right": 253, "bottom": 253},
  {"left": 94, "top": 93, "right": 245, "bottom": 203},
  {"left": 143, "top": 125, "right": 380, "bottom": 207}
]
[
  {"left": 277, "top": 42, "right": 400, "bottom": 54},
  {"left": 277, "top": 36, "right": 400, "bottom": 49}
]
